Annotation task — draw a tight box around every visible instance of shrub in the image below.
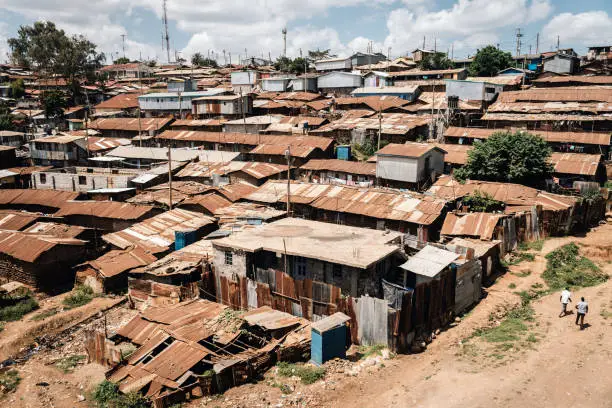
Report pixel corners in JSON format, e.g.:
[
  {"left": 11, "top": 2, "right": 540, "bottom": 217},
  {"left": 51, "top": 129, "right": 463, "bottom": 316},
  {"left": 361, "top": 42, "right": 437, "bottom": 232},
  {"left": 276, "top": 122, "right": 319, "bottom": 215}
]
[
  {"left": 63, "top": 285, "right": 94, "bottom": 309},
  {"left": 0, "top": 296, "right": 39, "bottom": 321},
  {"left": 0, "top": 369, "right": 20, "bottom": 395},
  {"left": 462, "top": 191, "right": 505, "bottom": 212},
  {"left": 92, "top": 380, "right": 149, "bottom": 408},
  {"left": 276, "top": 362, "right": 326, "bottom": 385},
  {"left": 543, "top": 243, "right": 608, "bottom": 289},
  {"left": 31, "top": 308, "right": 59, "bottom": 321},
  {"left": 55, "top": 355, "right": 86, "bottom": 373}
]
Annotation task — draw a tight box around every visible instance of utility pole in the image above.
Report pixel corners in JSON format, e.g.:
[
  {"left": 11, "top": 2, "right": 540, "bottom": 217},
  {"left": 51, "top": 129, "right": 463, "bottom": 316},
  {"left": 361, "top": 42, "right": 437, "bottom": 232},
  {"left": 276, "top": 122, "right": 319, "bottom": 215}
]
[
  {"left": 121, "top": 34, "right": 127, "bottom": 59},
  {"left": 137, "top": 65, "right": 143, "bottom": 147},
  {"left": 285, "top": 146, "right": 291, "bottom": 216},
  {"left": 556, "top": 35, "right": 560, "bottom": 51},
  {"left": 162, "top": 0, "right": 171, "bottom": 63},
  {"left": 167, "top": 145, "right": 173, "bottom": 210},
  {"left": 451, "top": 43, "right": 454, "bottom": 60},
  {"left": 377, "top": 109, "right": 382, "bottom": 150},
  {"left": 422, "top": 36, "right": 426, "bottom": 49},
  {"left": 536, "top": 32, "right": 540, "bottom": 54},
  {"left": 434, "top": 37, "right": 437, "bottom": 53},
  {"left": 282, "top": 27, "right": 287, "bottom": 57},
  {"left": 515, "top": 28, "right": 523, "bottom": 57}
]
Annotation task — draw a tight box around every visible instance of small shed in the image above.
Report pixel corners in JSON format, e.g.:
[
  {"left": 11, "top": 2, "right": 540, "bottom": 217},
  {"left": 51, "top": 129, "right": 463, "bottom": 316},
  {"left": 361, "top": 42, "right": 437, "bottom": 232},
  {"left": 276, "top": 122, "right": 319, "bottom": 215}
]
[
  {"left": 399, "top": 245, "right": 459, "bottom": 286},
  {"left": 310, "top": 312, "right": 351, "bottom": 365}
]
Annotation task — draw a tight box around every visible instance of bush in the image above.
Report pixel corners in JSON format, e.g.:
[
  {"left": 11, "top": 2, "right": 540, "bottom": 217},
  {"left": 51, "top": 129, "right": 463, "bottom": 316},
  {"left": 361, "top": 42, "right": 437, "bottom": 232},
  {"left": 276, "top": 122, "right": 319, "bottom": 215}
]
[
  {"left": 0, "top": 296, "right": 39, "bottom": 321},
  {"left": 63, "top": 285, "right": 94, "bottom": 309},
  {"left": 31, "top": 308, "right": 59, "bottom": 321},
  {"left": 543, "top": 243, "right": 608, "bottom": 290},
  {"left": 55, "top": 355, "right": 86, "bottom": 373},
  {"left": 0, "top": 369, "right": 20, "bottom": 395},
  {"left": 462, "top": 191, "right": 505, "bottom": 212},
  {"left": 92, "top": 380, "right": 149, "bottom": 408},
  {"left": 276, "top": 362, "right": 326, "bottom": 385}
]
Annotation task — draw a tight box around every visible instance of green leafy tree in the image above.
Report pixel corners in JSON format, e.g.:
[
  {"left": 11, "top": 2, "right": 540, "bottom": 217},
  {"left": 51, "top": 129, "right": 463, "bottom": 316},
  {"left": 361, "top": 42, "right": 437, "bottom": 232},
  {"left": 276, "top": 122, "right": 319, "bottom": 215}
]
[
  {"left": 307, "top": 48, "right": 336, "bottom": 62},
  {"left": 418, "top": 52, "right": 453, "bottom": 70},
  {"left": 0, "top": 101, "right": 15, "bottom": 131},
  {"left": 10, "top": 79, "right": 26, "bottom": 98},
  {"left": 8, "top": 21, "right": 105, "bottom": 102},
  {"left": 468, "top": 45, "right": 513, "bottom": 77},
  {"left": 114, "top": 57, "right": 131, "bottom": 65},
  {"left": 454, "top": 131, "right": 553, "bottom": 187},
  {"left": 191, "top": 53, "right": 218, "bottom": 67},
  {"left": 274, "top": 56, "right": 309, "bottom": 74},
  {"left": 40, "top": 90, "right": 67, "bottom": 119}
]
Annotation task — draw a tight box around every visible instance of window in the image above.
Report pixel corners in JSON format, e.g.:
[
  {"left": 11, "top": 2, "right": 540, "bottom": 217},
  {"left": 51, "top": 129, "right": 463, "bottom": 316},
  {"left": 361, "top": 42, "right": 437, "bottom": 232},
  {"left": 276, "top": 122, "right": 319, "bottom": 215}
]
[
  {"left": 224, "top": 251, "right": 233, "bottom": 265},
  {"left": 485, "top": 87, "right": 496, "bottom": 94},
  {"left": 294, "top": 256, "right": 307, "bottom": 279},
  {"left": 333, "top": 264, "right": 342, "bottom": 280},
  {"left": 78, "top": 175, "right": 87, "bottom": 185},
  {"left": 39, "top": 174, "right": 46, "bottom": 184}
]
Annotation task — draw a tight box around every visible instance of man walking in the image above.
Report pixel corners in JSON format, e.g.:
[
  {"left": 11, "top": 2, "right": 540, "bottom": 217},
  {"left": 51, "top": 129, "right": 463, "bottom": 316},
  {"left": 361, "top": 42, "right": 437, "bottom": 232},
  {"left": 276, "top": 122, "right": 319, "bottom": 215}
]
[
  {"left": 575, "top": 297, "right": 589, "bottom": 329},
  {"left": 559, "top": 287, "right": 572, "bottom": 317}
]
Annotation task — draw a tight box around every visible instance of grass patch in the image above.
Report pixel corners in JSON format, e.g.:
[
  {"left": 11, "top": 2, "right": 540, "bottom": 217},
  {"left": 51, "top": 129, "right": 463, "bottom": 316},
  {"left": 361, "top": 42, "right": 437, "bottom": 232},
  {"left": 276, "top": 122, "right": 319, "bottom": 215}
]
[
  {"left": 507, "top": 252, "right": 536, "bottom": 265},
  {"left": 508, "top": 283, "right": 516, "bottom": 289},
  {"left": 92, "top": 380, "right": 148, "bottom": 408},
  {"left": 276, "top": 362, "right": 326, "bottom": 385},
  {"left": 0, "top": 296, "right": 39, "bottom": 321},
  {"left": 517, "top": 240, "right": 545, "bottom": 252},
  {"left": 526, "top": 333, "right": 538, "bottom": 343},
  {"left": 63, "top": 285, "right": 94, "bottom": 310},
  {"left": 474, "top": 316, "right": 528, "bottom": 343},
  {"left": 543, "top": 243, "right": 608, "bottom": 290},
  {"left": 600, "top": 309, "right": 612, "bottom": 320},
  {"left": 0, "top": 369, "right": 21, "bottom": 396},
  {"left": 55, "top": 355, "right": 86, "bottom": 373},
  {"left": 357, "top": 344, "right": 387, "bottom": 359},
  {"left": 31, "top": 308, "right": 59, "bottom": 321}
]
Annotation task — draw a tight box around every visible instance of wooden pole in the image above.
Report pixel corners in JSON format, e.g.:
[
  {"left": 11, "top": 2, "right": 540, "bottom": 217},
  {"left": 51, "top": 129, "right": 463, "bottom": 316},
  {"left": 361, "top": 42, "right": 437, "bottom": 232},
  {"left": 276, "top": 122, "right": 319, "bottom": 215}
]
[
  {"left": 286, "top": 145, "right": 291, "bottom": 216},
  {"left": 168, "top": 145, "right": 173, "bottom": 210}
]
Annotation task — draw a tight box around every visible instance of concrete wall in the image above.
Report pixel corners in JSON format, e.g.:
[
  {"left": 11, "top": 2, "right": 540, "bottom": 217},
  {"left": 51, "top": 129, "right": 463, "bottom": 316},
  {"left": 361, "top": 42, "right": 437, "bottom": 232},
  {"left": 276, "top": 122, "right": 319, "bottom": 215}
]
[
  {"left": 261, "top": 79, "right": 290, "bottom": 92},
  {"left": 377, "top": 155, "right": 419, "bottom": 183},
  {"left": 446, "top": 80, "right": 504, "bottom": 102},
  {"left": 317, "top": 73, "right": 363, "bottom": 89},
  {"left": 543, "top": 57, "right": 575, "bottom": 74},
  {"left": 32, "top": 171, "right": 133, "bottom": 192},
  {"left": 231, "top": 71, "right": 259, "bottom": 85},
  {"left": 213, "top": 247, "right": 249, "bottom": 279}
]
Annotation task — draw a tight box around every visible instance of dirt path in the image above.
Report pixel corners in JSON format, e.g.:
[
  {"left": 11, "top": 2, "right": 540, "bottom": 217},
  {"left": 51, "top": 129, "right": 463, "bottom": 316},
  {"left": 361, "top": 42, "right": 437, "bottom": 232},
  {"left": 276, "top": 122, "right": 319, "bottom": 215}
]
[
  {"left": 192, "top": 222, "right": 612, "bottom": 408},
  {"left": 0, "top": 294, "right": 124, "bottom": 361}
]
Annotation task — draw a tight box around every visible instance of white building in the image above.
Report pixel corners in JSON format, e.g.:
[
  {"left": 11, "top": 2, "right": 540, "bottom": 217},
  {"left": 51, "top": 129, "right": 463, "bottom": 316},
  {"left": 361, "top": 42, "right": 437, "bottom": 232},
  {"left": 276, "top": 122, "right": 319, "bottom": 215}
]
[
  {"left": 192, "top": 95, "right": 252, "bottom": 118},
  {"left": 375, "top": 142, "right": 446, "bottom": 187},
  {"left": 138, "top": 89, "right": 232, "bottom": 115},
  {"left": 445, "top": 79, "right": 505, "bottom": 103},
  {"left": 317, "top": 72, "right": 363, "bottom": 96},
  {"left": 230, "top": 70, "right": 260, "bottom": 93}
]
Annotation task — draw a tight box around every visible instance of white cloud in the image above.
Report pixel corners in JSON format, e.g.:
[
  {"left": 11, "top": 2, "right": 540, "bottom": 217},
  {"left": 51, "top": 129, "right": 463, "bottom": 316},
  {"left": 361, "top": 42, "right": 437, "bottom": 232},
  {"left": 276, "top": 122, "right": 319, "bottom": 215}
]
[
  {"left": 542, "top": 11, "right": 612, "bottom": 48},
  {"left": 384, "top": 0, "right": 552, "bottom": 56},
  {"left": 0, "top": 22, "right": 10, "bottom": 63}
]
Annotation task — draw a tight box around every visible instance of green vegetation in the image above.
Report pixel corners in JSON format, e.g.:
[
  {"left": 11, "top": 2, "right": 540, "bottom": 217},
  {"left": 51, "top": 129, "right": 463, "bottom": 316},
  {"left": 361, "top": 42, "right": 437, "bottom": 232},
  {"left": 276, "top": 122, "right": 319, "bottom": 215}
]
[
  {"left": 468, "top": 45, "right": 514, "bottom": 77},
  {"left": 191, "top": 52, "right": 218, "bottom": 68},
  {"left": 0, "top": 101, "right": 15, "bottom": 131},
  {"left": 273, "top": 56, "right": 309, "bottom": 74},
  {"left": 31, "top": 307, "right": 59, "bottom": 321},
  {"left": 454, "top": 131, "right": 553, "bottom": 188},
  {"left": 276, "top": 362, "right": 326, "bottom": 385},
  {"left": 10, "top": 79, "right": 26, "bottom": 99},
  {"left": 357, "top": 344, "right": 387, "bottom": 359},
  {"left": 462, "top": 191, "right": 505, "bottom": 212},
  {"left": 0, "top": 296, "right": 39, "bottom": 321},
  {"left": 517, "top": 240, "right": 545, "bottom": 252},
  {"left": 418, "top": 52, "right": 454, "bottom": 70},
  {"left": 508, "top": 283, "right": 516, "bottom": 289},
  {"left": 92, "top": 380, "right": 149, "bottom": 408},
  {"left": 0, "top": 369, "right": 21, "bottom": 396},
  {"left": 40, "top": 90, "right": 67, "bottom": 119},
  {"left": 353, "top": 139, "right": 388, "bottom": 160},
  {"left": 543, "top": 243, "right": 608, "bottom": 290},
  {"left": 55, "top": 355, "right": 86, "bottom": 373},
  {"left": 507, "top": 252, "right": 535, "bottom": 266},
  {"left": 63, "top": 285, "right": 94, "bottom": 309}
]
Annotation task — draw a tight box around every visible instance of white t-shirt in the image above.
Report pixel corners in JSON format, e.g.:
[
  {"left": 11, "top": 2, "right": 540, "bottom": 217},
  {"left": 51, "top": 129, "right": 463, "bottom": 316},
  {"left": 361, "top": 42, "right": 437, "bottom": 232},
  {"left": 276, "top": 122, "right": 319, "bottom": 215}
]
[
  {"left": 577, "top": 301, "right": 588, "bottom": 314},
  {"left": 561, "top": 290, "right": 571, "bottom": 304}
]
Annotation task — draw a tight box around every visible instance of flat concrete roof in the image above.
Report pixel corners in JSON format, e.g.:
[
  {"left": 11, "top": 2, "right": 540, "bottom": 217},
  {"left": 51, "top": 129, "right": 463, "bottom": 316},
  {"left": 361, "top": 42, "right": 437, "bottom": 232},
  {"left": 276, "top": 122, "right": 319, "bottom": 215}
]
[{"left": 213, "top": 217, "right": 401, "bottom": 269}]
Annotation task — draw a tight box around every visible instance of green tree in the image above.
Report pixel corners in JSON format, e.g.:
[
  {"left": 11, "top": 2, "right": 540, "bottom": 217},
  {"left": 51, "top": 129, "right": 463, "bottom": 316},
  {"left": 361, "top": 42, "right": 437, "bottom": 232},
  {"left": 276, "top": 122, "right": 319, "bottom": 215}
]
[
  {"left": 8, "top": 21, "right": 105, "bottom": 102},
  {"left": 454, "top": 131, "right": 553, "bottom": 187},
  {"left": 418, "top": 52, "right": 453, "bottom": 70},
  {"left": 0, "top": 101, "right": 15, "bottom": 131},
  {"left": 40, "top": 90, "right": 67, "bottom": 119},
  {"left": 274, "top": 56, "right": 309, "bottom": 74},
  {"left": 191, "top": 53, "right": 218, "bottom": 67},
  {"left": 114, "top": 57, "right": 131, "bottom": 65},
  {"left": 307, "top": 49, "right": 336, "bottom": 61},
  {"left": 10, "top": 79, "right": 26, "bottom": 98},
  {"left": 468, "top": 45, "right": 513, "bottom": 77}
]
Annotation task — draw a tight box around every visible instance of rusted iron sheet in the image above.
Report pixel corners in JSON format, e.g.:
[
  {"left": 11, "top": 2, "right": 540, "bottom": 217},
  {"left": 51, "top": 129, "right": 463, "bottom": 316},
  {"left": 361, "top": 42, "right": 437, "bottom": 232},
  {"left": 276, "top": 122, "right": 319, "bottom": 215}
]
[
  {"left": 56, "top": 201, "right": 154, "bottom": 220},
  {"left": 444, "top": 127, "right": 611, "bottom": 146},
  {"left": 550, "top": 152, "right": 602, "bottom": 176},
  {"left": 300, "top": 159, "right": 376, "bottom": 176},
  {"left": 0, "top": 189, "right": 80, "bottom": 208},
  {"left": 441, "top": 212, "right": 507, "bottom": 240}
]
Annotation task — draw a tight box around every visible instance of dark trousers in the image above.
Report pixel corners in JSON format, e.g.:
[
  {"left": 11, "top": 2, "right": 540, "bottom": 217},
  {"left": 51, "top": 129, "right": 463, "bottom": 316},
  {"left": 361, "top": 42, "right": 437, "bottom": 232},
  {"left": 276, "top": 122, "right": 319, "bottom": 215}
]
[{"left": 576, "top": 313, "right": 585, "bottom": 326}]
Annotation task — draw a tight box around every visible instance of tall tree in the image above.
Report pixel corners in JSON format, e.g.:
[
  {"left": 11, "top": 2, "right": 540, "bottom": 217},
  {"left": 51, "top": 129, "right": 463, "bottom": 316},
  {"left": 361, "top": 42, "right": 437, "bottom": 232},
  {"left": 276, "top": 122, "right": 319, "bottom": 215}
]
[
  {"left": 274, "top": 56, "right": 309, "bottom": 74},
  {"left": 468, "top": 45, "right": 513, "bottom": 77},
  {"left": 454, "top": 131, "right": 553, "bottom": 187},
  {"left": 40, "top": 90, "right": 67, "bottom": 120},
  {"left": 114, "top": 57, "right": 131, "bottom": 65},
  {"left": 191, "top": 53, "right": 218, "bottom": 67},
  {"left": 8, "top": 21, "right": 105, "bottom": 102},
  {"left": 418, "top": 52, "right": 453, "bottom": 70},
  {"left": 0, "top": 101, "right": 15, "bottom": 131},
  {"left": 307, "top": 49, "right": 336, "bottom": 61},
  {"left": 10, "top": 79, "right": 26, "bottom": 98}
]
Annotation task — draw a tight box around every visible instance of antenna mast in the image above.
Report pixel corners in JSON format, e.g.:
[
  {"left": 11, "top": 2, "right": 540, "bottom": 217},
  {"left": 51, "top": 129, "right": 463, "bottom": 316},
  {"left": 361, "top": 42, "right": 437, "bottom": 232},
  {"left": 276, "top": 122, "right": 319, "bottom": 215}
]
[
  {"left": 162, "top": 0, "right": 171, "bottom": 63},
  {"left": 282, "top": 27, "right": 287, "bottom": 57}
]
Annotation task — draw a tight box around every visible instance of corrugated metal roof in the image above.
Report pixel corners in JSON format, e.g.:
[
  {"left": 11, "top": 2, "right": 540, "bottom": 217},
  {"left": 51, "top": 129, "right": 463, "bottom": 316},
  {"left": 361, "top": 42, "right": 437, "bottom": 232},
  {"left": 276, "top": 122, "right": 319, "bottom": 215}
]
[
  {"left": 170, "top": 119, "right": 226, "bottom": 128},
  {"left": 0, "top": 189, "right": 80, "bottom": 209},
  {"left": 130, "top": 239, "right": 213, "bottom": 277},
  {"left": 6, "top": 166, "right": 53, "bottom": 176},
  {"left": 300, "top": 159, "right": 376, "bottom": 176},
  {"left": 313, "top": 113, "right": 430, "bottom": 135},
  {"left": 256, "top": 91, "right": 322, "bottom": 101},
  {"left": 89, "top": 117, "right": 173, "bottom": 132},
  {"left": 241, "top": 306, "right": 302, "bottom": 330},
  {"left": 444, "top": 127, "right": 611, "bottom": 145},
  {"left": 482, "top": 112, "right": 610, "bottom": 122},
  {"left": 87, "top": 137, "right": 132, "bottom": 152},
  {"left": 440, "top": 212, "right": 507, "bottom": 240},
  {"left": 550, "top": 152, "right": 602, "bottom": 176},
  {"left": 496, "top": 87, "right": 612, "bottom": 103},
  {"left": 157, "top": 130, "right": 335, "bottom": 151},
  {"left": 224, "top": 115, "right": 284, "bottom": 125},
  {"left": 432, "top": 143, "right": 472, "bottom": 165},
  {"left": 94, "top": 93, "right": 140, "bottom": 110},
  {"left": 0, "top": 211, "right": 40, "bottom": 231},
  {"left": 102, "top": 208, "right": 215, "bottom": 253},
  {"left": 31, "top": 134, "right": 84, "bottom": 144},
  {"left": 310, "top": 312, "right": 351, "bottom": 333},
  {"left": 23, "top": 222, "right": 87, "bottom": 238},
  {"left": 56, "top": 201, "right": 155, "bottom": 220},
  {"left": 532, "top": 76, "right": 612, "bottom": 85},
  {"left": 0, "top": 230, "right": 86, "bottom": 263},
  {"left": 82, "top": 247, "right": 158, "bottom": 278},
  {"left": 400, "top": 245, "right": 460, "bottom": 277},
  {"left": 376, "top": 142, "right": 446, "bottom": 158},
  {"left": 466, "top": 75, "right": 523, "bottom": 86},
  {"left": 488, "top": 101, "right": 612, "bottom": 114},
  {"left": 249, "top": 144, "right": 318, "bottom": 158},
  {"left": 334, "top": 96, "right": 410, "bottom": 111},
  {"left": 181, "top": 193, "right": 232, "bottom": 213}
]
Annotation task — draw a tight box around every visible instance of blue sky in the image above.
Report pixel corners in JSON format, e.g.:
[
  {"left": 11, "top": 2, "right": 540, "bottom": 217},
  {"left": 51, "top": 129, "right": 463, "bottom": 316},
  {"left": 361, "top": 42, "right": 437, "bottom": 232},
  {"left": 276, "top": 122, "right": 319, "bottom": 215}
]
[{"left": 1, "top": 0, "right": 611, "bottom": 64}]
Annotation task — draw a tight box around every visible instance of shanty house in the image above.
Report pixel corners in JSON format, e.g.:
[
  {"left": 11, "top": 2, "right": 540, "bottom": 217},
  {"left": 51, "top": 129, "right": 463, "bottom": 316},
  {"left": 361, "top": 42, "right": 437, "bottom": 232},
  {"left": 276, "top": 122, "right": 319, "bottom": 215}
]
[
  {"left": 315, "top": 57, "right": 352, "bottom": 72},
  {"left": 212, "top": 218, "right": 402, "bottom": 299},
  {"left": 298, "top": 159, "right": 376, "bottom": 186},
  {"left": 445, "top": 79, "right": 504, "bottom": 104},
  {"left": 543, "top": 52, "right": 579, "bottom": 74},
  {"left": 351, "top": 85, "right": 420, "bottom": 101},
  {"left": 261, "top": 77, "right": 295, "bottom": 92},
  {"left": 288, "top": 74, "right": 319, "bottom": 92},
  {"left": 138, "top": 89, "right": 232, "bottom": 116},
  {"left": 88, "top": 117, "right": 173, "bottom": 139},
  {"left": 31, "top": 166, "right": 143, "bottom": 192},
  {"left": 375, "top": 143, "right": 447, "bottom": 189},
  {"left": 317, "top": 72, "right": 363, "bottom": 96},
  {"left": 29, "top": 135, "right": 87, "bottom": 166},
  {"left": 549, "top": 152, "right": 605, "bottom": 185},
  {"left": 0, "top": 130, "right": 27, "bottom": 148},
  {"left": 192, "top": 95, "right": 252, "bottom": 118},
  {"left": 223, "top": 115, "right": 284, "bottom": 134},
  {"left": 0, "top": 146, "right": 17, "bottom": 169},
  {"left": 55, "top": 201, "right": 157, "bottom": 233}
]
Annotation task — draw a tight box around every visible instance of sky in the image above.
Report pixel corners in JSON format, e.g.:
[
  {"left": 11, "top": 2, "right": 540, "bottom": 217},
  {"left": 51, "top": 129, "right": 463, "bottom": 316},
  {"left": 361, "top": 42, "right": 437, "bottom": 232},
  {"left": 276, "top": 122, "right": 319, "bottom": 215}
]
[{"left": 0, "top": 0, "right": 611, "bottom": 65}]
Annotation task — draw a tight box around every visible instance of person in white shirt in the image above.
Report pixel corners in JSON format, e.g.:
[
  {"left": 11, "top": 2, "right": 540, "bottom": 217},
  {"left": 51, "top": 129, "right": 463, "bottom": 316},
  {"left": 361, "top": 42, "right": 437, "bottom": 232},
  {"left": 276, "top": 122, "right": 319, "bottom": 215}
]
[
  {"left": 559, "top": 287, "right": 572, "bottom": 317},
  {"left": 575, "top": 297, "right": 589, "bottom": 329}
]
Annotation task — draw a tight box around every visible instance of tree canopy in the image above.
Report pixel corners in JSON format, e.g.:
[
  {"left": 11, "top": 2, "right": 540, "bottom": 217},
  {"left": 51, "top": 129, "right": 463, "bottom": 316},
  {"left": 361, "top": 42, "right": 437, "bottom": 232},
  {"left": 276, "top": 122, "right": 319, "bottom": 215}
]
[
  {"left": 468, "top": 45, "right": 513, "bottom": 77},
  {"left": 191, "top": 53, "right": 218, "bottom": 68},
  {"left": 454, "top": 131, "right": 553, "bottom": 187},
  {"left": 10, "top": 79, "right": 26, "bottom": 99},
  {"left": 0, "top": 101, "right": 15, "bottom": 131},
  {"left": 114, "top": 57, "right": 131, "bottom": 65},
  {"left": 274, "top": 56, "right": 308, "bottom": 74},
  {"left": 40, "top": 90, "right": 67, "bottom": 119},
  {"left": 418, "top": 52, "right": 453, "bottom": 70},
  {"left": 8, "top": 21, "right": 105, "bottom": 102},
  {"left": 307, "top": 49, "right": 336, "bottom": 61}
]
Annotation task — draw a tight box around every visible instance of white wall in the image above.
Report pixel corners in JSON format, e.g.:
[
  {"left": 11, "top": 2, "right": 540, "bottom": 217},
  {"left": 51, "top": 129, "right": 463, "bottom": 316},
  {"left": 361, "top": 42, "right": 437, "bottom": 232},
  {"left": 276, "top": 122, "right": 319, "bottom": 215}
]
[
  {"left": 376, "top": 155, "right": 419, "bottom": 183},
  {"left": 318, "top": 73, "right": 363, "bottom": 89}
]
